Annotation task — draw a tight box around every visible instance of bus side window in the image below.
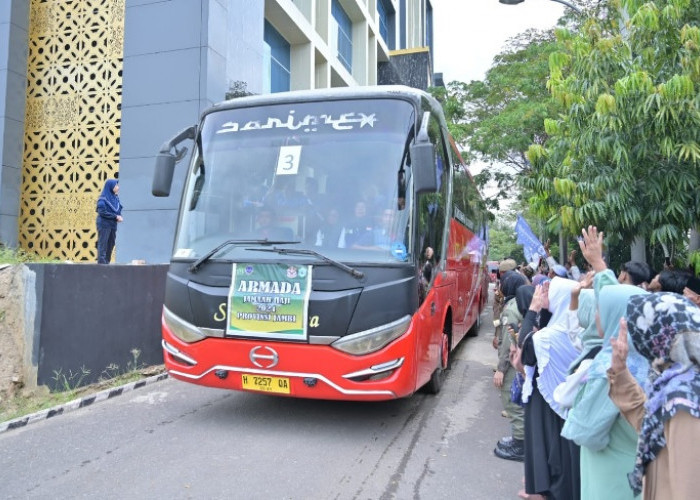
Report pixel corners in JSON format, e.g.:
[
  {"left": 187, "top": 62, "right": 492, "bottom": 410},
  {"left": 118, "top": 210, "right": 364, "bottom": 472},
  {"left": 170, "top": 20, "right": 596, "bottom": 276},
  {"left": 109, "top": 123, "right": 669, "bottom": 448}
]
[
  {"left": 450, "top": 137, "right": 488, "bottom": 265},
  {"left": 416, "top": 113, "right": 449, "bottom": 297}
]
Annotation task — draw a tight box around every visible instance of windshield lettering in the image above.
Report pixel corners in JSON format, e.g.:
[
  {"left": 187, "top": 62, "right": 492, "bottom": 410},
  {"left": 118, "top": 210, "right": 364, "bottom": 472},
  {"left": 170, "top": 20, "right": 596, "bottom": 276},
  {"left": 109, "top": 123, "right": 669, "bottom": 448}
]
[{"left": 217, "top": 110, "right": 377, "bottom": 135}]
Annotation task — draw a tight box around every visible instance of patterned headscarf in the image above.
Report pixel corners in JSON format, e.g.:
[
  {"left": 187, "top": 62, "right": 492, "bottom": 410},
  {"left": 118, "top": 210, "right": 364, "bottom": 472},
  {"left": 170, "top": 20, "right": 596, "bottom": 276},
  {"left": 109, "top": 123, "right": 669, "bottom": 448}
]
[{"left": 625, "top": 292, "right": 700, "bottom": 496}]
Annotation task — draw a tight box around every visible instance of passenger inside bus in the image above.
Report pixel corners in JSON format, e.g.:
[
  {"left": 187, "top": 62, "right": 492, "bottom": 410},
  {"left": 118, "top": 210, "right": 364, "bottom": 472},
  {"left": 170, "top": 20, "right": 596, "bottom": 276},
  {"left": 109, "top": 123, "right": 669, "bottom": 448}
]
[
  {"left": 343, "top": 200, "right": 374, "bottom": 248},
  {"left": 263, "top": 176, "right": 311, "bottom": 210},
  {"left": 360, "top": 183, "right": 387, "bottom": 213},
  {"left": 302, "top": 177, "right": 326, "bottom": 244},
  {"left": 422, "top": 246, "right": 435, "bottom": 285},
  {"left": 419, "top": 246, "right": 435, "bottom": 302},
  {"left": 315, "top": 207, "right": 346, "bottom": 248},
  {"left": 304, "top": 177, "right": 328, "bottom": 214},
  {"left": 351, "top": 208, "right": 396, "bottom": 250},
  {"left": 253, "top": 207, "right": 294, "bottom": 240}
]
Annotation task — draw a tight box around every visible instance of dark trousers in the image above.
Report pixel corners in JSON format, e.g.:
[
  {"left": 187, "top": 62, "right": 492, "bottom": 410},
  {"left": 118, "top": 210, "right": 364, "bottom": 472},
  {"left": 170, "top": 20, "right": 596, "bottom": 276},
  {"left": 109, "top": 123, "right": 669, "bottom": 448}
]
[{"left": 96, "top": 218, "right": 117, "bottom": 264}]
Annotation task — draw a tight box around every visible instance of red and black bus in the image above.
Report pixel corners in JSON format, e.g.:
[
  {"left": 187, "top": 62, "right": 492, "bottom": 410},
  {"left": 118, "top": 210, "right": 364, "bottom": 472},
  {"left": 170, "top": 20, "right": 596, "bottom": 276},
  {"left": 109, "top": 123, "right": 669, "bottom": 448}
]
[{"left": 152, "top": 86, "right": 489, "bottom": 401}]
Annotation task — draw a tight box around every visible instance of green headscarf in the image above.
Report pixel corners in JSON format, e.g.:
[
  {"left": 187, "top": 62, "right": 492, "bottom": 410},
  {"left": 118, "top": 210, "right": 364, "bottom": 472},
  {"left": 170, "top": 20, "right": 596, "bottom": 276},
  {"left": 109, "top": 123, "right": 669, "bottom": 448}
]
[
  {"left": 562, "top": 282, "right": 648, "bottom": 451},
  {"left": 568, "top": 289, "right": 600, "bottom": 374}
]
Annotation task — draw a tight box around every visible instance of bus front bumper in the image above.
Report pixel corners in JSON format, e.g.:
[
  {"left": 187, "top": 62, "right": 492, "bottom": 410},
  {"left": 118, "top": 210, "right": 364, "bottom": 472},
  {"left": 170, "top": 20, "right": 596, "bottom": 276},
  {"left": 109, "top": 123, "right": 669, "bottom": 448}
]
[{"left": 160, "top": 326, "right": 419, "bottom": 401}]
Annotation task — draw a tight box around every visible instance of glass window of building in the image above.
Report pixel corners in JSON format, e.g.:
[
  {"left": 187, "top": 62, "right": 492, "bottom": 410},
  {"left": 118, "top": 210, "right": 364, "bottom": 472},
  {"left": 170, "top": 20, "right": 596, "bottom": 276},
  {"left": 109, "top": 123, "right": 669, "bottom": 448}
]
[
  {"left": 263, "top": 21, "right": 290, "bottom": 93},
  {"left": 331, "top": 0, "right": 353, "bottom": 72},
  {"left": 377, "top": 0, "right": 395, "bottom": 50}
]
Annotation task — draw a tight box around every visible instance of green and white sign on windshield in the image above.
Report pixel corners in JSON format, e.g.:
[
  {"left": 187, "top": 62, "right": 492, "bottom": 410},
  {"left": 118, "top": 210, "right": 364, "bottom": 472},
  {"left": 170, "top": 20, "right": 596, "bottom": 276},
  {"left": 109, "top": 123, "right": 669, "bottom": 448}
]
[{"left": 226, "top": 262, "right": 312, "bottom": 340}]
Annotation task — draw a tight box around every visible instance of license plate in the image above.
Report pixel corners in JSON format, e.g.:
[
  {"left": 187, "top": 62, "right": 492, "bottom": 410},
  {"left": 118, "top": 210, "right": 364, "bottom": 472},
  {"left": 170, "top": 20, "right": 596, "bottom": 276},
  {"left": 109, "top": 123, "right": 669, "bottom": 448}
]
[{"left": 241, "top": 374, "right": 290, "bottom": 394}]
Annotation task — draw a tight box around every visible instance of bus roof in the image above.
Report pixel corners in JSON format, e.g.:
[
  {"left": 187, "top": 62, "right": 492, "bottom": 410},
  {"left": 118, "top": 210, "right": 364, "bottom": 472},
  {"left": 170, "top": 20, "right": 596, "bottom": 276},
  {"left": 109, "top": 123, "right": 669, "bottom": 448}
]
[{"left": 204, "top": 85, "right": 443, "bottom": 120}]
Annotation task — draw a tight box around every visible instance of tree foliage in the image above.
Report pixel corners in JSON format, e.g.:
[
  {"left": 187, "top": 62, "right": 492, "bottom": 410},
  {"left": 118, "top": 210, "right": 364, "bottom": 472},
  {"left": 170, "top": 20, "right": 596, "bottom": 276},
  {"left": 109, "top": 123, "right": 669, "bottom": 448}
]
[
  {"left": 431, "top": 30, "right": 565, "bottom": 212},
  {"left": 524, "top": 0, "right": 700, "bottom": 248},
  {"left": 488, "top": 223, "right": 526, "bottom": 263}
]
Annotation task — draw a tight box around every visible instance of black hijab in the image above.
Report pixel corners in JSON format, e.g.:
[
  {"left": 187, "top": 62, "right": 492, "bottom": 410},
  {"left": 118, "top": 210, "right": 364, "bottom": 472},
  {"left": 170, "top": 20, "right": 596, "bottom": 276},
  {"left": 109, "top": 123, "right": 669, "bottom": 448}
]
[
  {"left": 515, "top": 285, "right": 535, "bottom": 316},
  {"left": 501, "top": 273, "right": 528, "bottom": 303}
]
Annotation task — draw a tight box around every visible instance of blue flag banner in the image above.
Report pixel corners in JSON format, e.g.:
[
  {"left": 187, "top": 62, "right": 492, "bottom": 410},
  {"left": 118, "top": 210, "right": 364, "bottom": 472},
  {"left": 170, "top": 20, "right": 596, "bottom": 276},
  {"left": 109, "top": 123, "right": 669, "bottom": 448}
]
[{"left": 514, "top": 215, "right": 546, "bottom": 264}]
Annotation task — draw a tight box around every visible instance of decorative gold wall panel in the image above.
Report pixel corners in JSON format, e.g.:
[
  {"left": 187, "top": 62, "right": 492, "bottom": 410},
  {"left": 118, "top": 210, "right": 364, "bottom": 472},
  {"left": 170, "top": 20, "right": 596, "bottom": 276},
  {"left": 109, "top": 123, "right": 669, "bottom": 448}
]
[{"left": 20, "top": 0, "right": 125, "bottom": 261}]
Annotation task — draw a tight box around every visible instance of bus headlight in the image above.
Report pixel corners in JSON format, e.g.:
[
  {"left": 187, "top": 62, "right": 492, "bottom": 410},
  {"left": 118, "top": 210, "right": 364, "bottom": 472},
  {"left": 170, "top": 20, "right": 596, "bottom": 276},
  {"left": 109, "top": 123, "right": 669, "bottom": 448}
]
[
  {"left": 163, "top": 306, "right": 207, "bottom": 343},
  {"left": 331, "top": 316, "right": 411, "bottom": 355}
]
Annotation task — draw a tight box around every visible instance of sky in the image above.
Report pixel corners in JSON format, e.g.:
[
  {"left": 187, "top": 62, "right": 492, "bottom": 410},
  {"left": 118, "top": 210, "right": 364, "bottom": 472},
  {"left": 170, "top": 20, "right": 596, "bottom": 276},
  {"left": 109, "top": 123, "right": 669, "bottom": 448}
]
[
  {"left": 431, "top": 0, "right": 567, "bottom": 84},
  {"left": 430, "top": 1, "right": 569, "bottom": 209}
]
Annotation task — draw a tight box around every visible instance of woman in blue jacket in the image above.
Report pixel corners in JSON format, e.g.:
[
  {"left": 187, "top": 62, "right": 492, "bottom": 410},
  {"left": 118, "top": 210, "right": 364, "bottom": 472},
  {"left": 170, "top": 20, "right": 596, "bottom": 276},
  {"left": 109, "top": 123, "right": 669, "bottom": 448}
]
[{"left": 96, "top": 179, "right": 123, "bottom": 263}]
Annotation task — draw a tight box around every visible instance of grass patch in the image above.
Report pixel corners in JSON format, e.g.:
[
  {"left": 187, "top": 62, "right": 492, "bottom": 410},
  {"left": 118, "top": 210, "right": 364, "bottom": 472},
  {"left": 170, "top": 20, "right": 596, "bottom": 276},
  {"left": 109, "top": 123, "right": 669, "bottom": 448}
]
[
  {"left": 0, "top": 246, "right": 61, "bottom": 264},
  {"left": 0, "top": 364, "right": 166, "bottom": 424}
]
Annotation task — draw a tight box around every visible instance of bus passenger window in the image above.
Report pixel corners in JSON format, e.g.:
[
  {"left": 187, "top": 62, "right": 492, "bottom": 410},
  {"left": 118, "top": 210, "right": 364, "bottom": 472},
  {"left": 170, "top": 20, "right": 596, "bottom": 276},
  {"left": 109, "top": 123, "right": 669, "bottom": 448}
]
[{"left": 416, "top": 113, "right": 449, "bottom": 288}]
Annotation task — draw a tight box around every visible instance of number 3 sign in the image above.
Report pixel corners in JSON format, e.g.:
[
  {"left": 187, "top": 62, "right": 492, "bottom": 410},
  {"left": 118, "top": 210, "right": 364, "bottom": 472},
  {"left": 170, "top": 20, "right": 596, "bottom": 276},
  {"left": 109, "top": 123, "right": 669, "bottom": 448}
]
[{"left": 276, "top": 145, "right": 302, "bottom": 175}]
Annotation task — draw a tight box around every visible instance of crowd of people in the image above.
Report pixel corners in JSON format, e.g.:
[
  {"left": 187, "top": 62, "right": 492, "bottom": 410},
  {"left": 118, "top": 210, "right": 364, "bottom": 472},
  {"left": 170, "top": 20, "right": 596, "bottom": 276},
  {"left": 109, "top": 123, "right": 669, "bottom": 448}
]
[{"left": 491, "top": 226, "right": 700, "bottom": 499}]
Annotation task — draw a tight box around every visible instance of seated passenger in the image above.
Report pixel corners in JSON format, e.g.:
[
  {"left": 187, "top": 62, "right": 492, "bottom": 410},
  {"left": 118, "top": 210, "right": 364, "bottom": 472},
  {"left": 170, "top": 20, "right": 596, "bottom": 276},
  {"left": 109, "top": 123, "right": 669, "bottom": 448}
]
[
  {"left": 343, "top": 201, "right": 374, "bottom": 248},
  {"left": 353, "top": 208, "right": 395, "bottom": 250},
  {"left": 315, "top": 208, "right": 346, "bottom": 248},
  {"left": 253, "top": 207, "right": 294, "bottom": 241},
  {"left": 264, "top": 176, "right": 312, "bottom": 211},
  {"left": 422, "top": 246, "right": 434, "bottom": 285}
]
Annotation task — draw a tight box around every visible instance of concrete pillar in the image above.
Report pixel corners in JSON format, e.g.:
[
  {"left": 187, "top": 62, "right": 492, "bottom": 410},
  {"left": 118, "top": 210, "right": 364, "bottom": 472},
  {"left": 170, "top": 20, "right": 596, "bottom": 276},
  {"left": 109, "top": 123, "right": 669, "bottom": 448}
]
[
  {"left": 352, "top": 18, "right": 369, "bottom": 84},
  {"left": 0, "top": 1, "right": 30, "bottom": 248},
  {"left": 690, "top": 227, "right": 700, "bottom": 253},
  {"left": 291, "top": 42, "right": 314, "bottom": 90},
  {"left": 630, "top": 235, "right": 646, "bottom": 262}
]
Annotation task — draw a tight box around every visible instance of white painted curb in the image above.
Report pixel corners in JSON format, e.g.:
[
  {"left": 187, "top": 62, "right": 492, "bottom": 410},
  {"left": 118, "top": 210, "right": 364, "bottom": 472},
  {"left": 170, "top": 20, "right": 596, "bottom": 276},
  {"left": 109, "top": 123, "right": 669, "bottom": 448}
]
[{"left": 0, "top": 372, "right": 169, "bottom": 434}]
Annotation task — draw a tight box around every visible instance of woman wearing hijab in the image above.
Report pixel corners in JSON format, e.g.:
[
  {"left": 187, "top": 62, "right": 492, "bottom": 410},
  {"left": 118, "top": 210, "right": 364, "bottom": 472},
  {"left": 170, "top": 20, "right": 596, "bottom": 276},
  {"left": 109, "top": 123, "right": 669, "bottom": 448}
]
[
  {"left": 562, "top": 283, "right": 648, "bottom": 500},
  {"left": 531, "top": 273, "right": 550, "bottom": 287},
  {"left": 493, "top": 273, "right": 528, "bottom": 461},
  {"left": 568, "top": 288, "right": 599, "bottom": 372},
  {"left": 96, "top": 178, "right": 123, "bottom": 264},
  {"left": 511, "top": 284, "right": 535, "bottom": 378},
  {"left": 550, "top": 287, "right": 596, "bottom": 415},
  {"left": 609, "top": 293, "right": 700, "bottom": 499},
  {"left": 519, "top": 276, "right": 581, "bottom": 500},
  {"left": 565, "top": 224, "right": 651, "bottom": 498}
]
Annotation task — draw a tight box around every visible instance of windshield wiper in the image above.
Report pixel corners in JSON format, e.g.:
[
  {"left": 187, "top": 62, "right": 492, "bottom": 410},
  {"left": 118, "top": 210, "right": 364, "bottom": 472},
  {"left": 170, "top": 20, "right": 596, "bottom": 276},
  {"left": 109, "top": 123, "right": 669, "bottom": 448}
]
[
  {"left": 189, "top": 239, "right": 300, "bottom": 273},
  {"left": 249, "top": 247, "right": 364, "bottom": 280}
]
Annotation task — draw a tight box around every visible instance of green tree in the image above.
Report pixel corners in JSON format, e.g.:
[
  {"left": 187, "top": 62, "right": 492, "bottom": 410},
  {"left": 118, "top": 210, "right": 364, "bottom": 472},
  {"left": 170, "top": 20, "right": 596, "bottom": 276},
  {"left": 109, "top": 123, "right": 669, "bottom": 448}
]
[
  {"left": 488, "top": 223, "right": 526, "bottom": 263},
  {"left": 430, "top": 29, "right": 567, "bottom": 211},
  {"left": 525, "top": 0, "right": 700, "bottom": 252}
]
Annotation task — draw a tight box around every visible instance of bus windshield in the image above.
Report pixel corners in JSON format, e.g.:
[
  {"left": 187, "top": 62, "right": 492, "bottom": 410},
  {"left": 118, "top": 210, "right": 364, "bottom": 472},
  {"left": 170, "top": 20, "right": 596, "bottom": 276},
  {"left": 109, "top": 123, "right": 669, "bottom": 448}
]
[{"left": 173, "top": 98, "right": 416, "bottom": 264}]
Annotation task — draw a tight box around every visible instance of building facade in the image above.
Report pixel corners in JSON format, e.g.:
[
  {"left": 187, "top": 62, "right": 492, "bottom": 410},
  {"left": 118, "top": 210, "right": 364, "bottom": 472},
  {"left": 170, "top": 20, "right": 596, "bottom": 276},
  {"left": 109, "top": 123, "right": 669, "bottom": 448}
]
[{"left": 0, "top": 0, "right": 435, "bottom": 264}]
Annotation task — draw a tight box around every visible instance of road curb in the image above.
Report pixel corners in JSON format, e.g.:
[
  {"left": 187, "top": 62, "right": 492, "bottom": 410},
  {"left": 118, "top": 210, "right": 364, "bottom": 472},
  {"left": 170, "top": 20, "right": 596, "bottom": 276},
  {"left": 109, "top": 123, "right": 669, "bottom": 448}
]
[{"left": 0, "top": 372, "right": 169, "bottom": 435}]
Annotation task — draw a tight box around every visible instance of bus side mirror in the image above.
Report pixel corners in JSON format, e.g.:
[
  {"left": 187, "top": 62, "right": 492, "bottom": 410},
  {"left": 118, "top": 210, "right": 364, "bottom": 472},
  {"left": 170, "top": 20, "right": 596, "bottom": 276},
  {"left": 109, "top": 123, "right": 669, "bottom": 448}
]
[
  {"left": 152, "top": 153, "right": 176, "bottom": 197},
  {"left": 410, "top": 142, "right": 437, "bottom": 194},
  {"left": 410, "top": 112, "right": 438, "bottom": 194},
  {"left": 152, "top": 125, "right": 196, "bottom": 197}
]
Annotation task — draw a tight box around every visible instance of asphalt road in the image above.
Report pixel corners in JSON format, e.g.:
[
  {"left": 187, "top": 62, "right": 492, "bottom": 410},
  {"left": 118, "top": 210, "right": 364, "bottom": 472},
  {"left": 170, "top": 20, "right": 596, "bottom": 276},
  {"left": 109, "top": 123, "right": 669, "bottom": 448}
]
[{"left": 0, "top": 286, "right": 523, "bottom": 499}]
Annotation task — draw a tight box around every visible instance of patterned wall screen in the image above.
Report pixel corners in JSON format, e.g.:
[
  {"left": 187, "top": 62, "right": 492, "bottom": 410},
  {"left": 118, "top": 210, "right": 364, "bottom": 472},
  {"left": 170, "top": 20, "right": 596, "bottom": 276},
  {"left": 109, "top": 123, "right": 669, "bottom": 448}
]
[{"left": 20, "top": 0, "right": 125, "bottom": 261}]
